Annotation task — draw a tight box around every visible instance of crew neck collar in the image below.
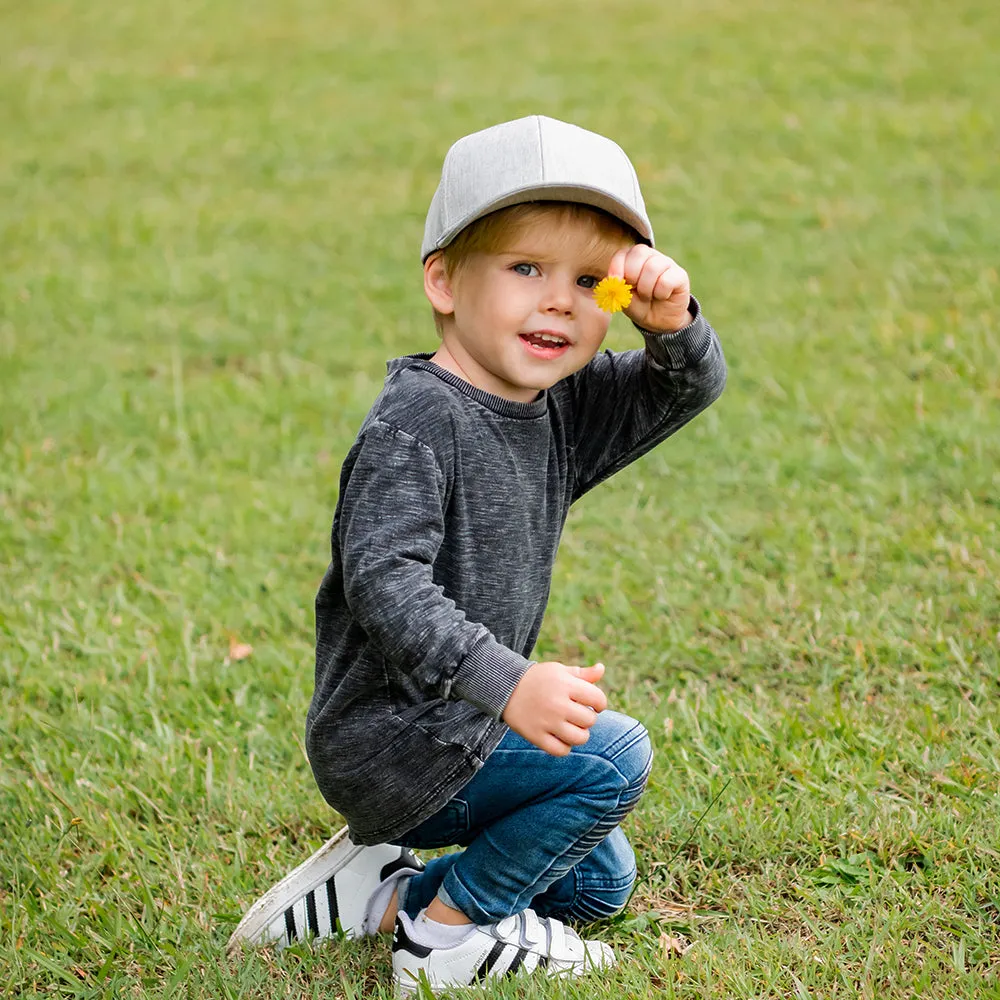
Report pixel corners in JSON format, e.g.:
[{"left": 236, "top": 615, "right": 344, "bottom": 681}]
[{"left": 388, "top": 354, "right": 549, "bottom": 419}]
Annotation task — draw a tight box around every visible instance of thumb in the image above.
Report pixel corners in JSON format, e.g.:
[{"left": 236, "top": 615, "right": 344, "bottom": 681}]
[
  {"left": 574, "top": 662, "right": 605, "bottom": 683},
  {"left": 606, "top": 250, "right": 627, "bottom": 280}
]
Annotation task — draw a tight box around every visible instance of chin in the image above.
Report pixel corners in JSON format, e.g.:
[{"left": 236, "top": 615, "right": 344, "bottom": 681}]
[{"left": 516, "top": 374, "right": 559, "bottom": 393}]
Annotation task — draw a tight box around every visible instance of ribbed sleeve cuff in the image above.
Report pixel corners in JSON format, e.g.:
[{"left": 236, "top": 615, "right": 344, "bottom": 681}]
[
  {"left": 449, "top": 636, "right": 533, "bottom": 718},
  {"left": 635, "top": 295, "right": 713, "bottom": 370}
]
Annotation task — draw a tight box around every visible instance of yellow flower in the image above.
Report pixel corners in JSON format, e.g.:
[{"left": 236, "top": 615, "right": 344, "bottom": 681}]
[{"left": 593, "top": 275, "right": 633, "bottom": 313}]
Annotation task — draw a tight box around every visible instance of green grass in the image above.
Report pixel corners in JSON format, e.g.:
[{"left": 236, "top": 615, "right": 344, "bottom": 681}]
[{"left": 2, "top": 0, "right": 998, "bottom": 996}]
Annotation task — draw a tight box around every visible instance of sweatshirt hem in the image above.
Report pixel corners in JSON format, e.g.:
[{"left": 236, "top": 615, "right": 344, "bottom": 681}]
[{"left": 343, "top": 725, "right": 508, "bottom": 845}]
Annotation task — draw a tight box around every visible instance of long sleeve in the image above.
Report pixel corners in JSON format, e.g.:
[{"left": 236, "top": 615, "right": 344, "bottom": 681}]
[
  {"left": 337, "top": 419, "right": 531, "bottom": 716},
  {"left": 564, "top": 298, "right": 727, "bottom": 499}
]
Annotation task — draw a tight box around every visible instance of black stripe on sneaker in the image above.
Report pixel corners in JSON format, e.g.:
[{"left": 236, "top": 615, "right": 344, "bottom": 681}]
[
  {"left": 392, "top": 917, "right": 433, "bottom": 958},
  {"left": 505, "top": 947, "right": 527, "bottom": 976},
  {"left": 402, "top": 848, "right": 425, "bottom": 872},
  {"left": 380, "top": 848, "right": 423, "bottom": 881},
  {"left": 306, "top": 890, "right": 319, "bottom": 937},
  {"left": 325, "top": 875, "right": 339, "bottom": 933},
  {"left": 284, "top": 907, "right": 297, "bottom": 944},
  {"left": 475, "top": 941, "right": 506, "bottom": 981}
]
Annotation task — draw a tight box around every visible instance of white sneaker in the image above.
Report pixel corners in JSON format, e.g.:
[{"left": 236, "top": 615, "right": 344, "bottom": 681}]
[
  {"left": 226, "top": 826, "right": 423, "bottom": 953},
  {"left": 391, "top": 908, "right": 615, "bottom": 996}
]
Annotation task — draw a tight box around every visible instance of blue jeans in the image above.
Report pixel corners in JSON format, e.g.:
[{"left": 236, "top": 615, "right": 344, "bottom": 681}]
[{"left": 395, "top": 710, "right": 652, "bottom": 925}]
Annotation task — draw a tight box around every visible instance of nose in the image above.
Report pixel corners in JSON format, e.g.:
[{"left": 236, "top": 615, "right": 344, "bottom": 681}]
[{"left": 541, "top": 277, "right": 575, "bottom": 315}]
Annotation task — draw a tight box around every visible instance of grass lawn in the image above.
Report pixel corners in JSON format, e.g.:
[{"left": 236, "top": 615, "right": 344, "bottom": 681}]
[{"left": 2, "top": 0, "right": 998, "bottom": 996}]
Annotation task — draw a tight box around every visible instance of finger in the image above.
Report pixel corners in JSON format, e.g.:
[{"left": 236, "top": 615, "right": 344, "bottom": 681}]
[
  {"left": 553, "top": 721, "right": 592, "bottom": 747},
  {"left": 540, "top": 734, "right": 573, "bottom": 757},
  {"left": 652, "top": 264, "right": 690, "bottom": 303},
  {"left": 620, "top": 244, "right": 657, "bottom": 286},
  {"left": 565, "top": 702, "right": 600, "bottom": 729},
  {"left": 606, "top": 247, "right": 629, "bottom": 280},
  {"left": 634, "top": 256, "right": 676, "bottom": 303},
  {"left": 574, "top": 662, "right": 605, "bottom": 682},
  {"left": 572, "top": 679, "right": 608, "bottom": 713}
]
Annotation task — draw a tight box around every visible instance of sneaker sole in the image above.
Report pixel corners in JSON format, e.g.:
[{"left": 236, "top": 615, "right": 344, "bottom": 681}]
[
  {"left": 394, "top": 975, "right": 427, "bottom": 999},
  {"left": 392, "top": 934, "right": 615, "bottom": 997},
  {"left": 393, "top": 958, "right": 613, "bottom": 1000},
  {"left": 226, "top": 826, "right": 361, "bottom": 954}
]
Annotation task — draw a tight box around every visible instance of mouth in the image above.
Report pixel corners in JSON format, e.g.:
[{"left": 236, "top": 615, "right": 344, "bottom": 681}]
[{"left": 518, "top": 330, "right": 572, "bottom": 360}]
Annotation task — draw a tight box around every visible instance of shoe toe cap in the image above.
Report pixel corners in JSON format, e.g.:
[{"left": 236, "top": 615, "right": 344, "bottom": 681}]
[{"left": 585, "top": 939, "right": 616, "bottom": 968}]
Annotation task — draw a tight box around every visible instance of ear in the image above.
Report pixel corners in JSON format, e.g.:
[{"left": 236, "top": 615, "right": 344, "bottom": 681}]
[{"left": 423, "top": 253, "right": 455, "bottom": 315}]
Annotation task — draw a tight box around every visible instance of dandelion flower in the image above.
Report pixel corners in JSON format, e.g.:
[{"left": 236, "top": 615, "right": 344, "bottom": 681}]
[{"left": 593, "top": 275, "right": 633, "bottom": 313}]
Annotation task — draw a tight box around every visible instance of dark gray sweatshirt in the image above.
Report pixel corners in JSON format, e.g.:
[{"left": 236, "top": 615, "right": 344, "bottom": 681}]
[{"left": 306, "top": 301, "right": 726, "bottom": 844}]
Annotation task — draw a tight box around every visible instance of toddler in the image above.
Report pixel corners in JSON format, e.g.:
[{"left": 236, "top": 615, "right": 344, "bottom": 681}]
[{"left": 228, "top": 115, "right": 727, "bottom": 995}]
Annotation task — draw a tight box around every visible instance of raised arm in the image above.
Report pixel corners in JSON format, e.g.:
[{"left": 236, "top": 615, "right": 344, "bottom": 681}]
[{"left": 567, "top": 246, "right": 727, "bottom": 497}]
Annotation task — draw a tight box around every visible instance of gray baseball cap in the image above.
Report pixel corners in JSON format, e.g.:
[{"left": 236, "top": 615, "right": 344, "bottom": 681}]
[{"left": 421, "top": 115, "right": 654, "bottom": 261}]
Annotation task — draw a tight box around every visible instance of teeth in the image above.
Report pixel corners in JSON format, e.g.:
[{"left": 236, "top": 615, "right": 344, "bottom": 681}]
[{"left": 536, "top": 334, "right": 566, "bottom": 344}]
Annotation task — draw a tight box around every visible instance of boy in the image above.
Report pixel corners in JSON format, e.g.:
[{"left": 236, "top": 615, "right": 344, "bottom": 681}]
[{"left": 228, "top": 115, "right": 726, "bottom": 993}]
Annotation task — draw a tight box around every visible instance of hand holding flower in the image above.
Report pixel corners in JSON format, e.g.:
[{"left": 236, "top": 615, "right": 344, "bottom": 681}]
[{"left": 604, "top": 245, "right": 694, "bottom": 333}]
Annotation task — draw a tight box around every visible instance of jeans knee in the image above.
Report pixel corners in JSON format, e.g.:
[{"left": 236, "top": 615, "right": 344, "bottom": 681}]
[
  {"left": 576, "top": 714, "right": 652, "bottom": 826},
  {"left": 611, "top": 719, "right": 652, "bottom": 814}
]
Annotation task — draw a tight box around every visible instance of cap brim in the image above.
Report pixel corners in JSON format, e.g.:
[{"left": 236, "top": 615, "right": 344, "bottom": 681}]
[{"left": 423, "top": 184, "right": 654, "bottom": 261}]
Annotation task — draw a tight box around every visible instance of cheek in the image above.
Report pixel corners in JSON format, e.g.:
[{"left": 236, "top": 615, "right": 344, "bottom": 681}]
[
  {"left": 589, "top": 315, "right": 612, "bottom": 342},
  {"left": 579, "top": 295, "right": 611, "bottom": 329}
]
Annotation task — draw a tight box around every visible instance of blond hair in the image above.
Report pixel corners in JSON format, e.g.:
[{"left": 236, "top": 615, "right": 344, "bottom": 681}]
[{"left": 430, "top": 202, "right": 638, "bottom": 334}]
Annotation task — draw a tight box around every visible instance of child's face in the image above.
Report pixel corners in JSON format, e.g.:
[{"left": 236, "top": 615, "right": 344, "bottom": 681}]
[{"left": 428, "top": 214, "right": 629, "bottom": 402}]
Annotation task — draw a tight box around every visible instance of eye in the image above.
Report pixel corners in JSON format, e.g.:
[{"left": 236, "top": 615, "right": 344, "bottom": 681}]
[
  {"left": 576, "top": 275, "right": 600, "bottom": 289},
  {"left": 512, "top": 262, "right": 540, "bottom": 277}
]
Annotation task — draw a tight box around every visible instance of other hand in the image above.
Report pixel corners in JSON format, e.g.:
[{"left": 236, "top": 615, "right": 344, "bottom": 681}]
[{"left": 502, "top": 661, "right": 608, "bottom": 756}]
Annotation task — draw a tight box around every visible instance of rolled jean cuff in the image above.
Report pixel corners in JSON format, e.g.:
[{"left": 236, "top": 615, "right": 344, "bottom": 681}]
[{"left": 440, "top": 866, "right": 496, "bottom": 925}]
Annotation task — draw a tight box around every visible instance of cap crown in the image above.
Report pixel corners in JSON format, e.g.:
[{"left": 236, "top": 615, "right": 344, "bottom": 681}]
[{"left": 421, "top": 116, "right": 653, "bottom": 260}]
